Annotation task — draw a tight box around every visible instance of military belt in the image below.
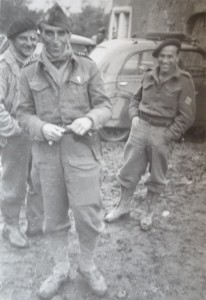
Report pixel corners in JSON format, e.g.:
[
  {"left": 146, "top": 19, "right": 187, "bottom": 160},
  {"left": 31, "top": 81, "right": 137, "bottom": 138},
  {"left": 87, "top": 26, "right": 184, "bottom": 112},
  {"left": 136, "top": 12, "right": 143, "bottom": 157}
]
[{"left": 139, "top": 111, "right": 173, "bottom": 127}]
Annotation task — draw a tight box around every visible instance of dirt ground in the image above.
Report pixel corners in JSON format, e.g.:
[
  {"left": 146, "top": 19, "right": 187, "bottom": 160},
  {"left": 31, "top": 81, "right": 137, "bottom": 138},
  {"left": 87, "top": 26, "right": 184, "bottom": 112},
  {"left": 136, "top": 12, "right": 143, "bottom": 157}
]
[{"left": 0, "top": 139, "right": 206, "bottom": 300}]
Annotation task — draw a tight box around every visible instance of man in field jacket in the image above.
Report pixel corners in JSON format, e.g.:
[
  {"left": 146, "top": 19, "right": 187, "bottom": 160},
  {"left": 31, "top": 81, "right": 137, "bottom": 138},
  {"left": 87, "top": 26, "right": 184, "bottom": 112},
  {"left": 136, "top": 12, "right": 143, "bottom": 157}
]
[
  {"left": 17, "top": 3, "right": 112, "bottom": 298},
  {"left": 105, "top": 38, "right": 196, "bottom": 230},
  {"left": 0, "top": 19, "right": 44, "bottom": 248}
]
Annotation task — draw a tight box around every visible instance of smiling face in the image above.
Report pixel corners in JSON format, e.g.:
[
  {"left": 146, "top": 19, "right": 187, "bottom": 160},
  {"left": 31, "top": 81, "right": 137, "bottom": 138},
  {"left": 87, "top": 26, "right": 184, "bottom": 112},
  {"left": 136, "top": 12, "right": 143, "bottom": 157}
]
[
  {"left": 12, "top": 30, "right": 38, "bottom": 58},
  {"left": 158, "top": 45, "right": 179, "bottom": 75},
  {"left": 40, "top": 23, "right": 70, "bottom": 58}
]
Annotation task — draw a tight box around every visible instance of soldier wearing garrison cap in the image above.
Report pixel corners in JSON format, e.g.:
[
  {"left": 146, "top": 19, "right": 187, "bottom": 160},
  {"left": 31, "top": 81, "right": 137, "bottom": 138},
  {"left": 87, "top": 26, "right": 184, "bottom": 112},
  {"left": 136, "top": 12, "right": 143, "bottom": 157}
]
[
  {"left": 105, "top": 39, "right": 196, "bottom": 230},
  {"left": 17, "top": 3, "right": 111, "bottom": 298},
  {"left": 0, "top": 18, "right": 44, "bottom": 249}
]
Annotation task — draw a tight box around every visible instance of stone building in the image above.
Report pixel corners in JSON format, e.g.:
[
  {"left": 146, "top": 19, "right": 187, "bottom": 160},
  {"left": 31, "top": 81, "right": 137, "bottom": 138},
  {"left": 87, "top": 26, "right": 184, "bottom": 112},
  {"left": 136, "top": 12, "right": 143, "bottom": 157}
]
[{"left": 109, "top": 0, "right": 206, "bottom": 47}]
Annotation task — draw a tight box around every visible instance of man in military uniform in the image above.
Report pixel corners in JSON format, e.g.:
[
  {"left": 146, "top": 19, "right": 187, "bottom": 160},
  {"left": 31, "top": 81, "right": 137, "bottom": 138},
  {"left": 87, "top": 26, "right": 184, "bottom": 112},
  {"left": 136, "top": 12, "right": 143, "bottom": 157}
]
[
  {"left": 0, "top": 18, "right": 44, "bottom": 248},
  {"left": 17, "top": 3, "right": 111, "bottom": 298},
  {"left": 105, "top": 39, "right": 196, "bottom": 230}
]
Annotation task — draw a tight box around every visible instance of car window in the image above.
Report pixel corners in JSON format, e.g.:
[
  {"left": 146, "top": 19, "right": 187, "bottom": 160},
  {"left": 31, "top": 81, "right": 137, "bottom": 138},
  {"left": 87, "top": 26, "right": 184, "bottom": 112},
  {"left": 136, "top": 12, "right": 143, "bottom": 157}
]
[
  {"left": 119, "top": 50, "right": 156, "bottom": 76},
  {"left": 179, "top": 50, "right": 206, "bottom": 76}
]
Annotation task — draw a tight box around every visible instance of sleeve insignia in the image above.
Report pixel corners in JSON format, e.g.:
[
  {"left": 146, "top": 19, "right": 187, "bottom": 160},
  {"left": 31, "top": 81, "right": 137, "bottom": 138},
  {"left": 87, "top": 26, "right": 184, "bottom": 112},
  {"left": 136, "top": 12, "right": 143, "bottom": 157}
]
[{"left": 185, "top": 96, "right": 192, "bottom": 106}]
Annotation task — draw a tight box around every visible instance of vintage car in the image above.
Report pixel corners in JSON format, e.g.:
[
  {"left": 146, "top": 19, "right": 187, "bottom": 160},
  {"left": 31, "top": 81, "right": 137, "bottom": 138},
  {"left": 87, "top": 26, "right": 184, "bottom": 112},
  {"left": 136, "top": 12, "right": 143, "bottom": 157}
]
[{"left": 90, "top": 33, "right": 206, "bottom": 141}]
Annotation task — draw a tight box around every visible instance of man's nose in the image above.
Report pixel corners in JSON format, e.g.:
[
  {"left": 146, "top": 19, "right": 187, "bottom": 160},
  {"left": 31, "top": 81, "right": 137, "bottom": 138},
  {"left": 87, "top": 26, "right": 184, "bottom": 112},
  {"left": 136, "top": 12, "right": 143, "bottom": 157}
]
[{"left": 54, "top": 32, "right": 59, "bottom": 42}]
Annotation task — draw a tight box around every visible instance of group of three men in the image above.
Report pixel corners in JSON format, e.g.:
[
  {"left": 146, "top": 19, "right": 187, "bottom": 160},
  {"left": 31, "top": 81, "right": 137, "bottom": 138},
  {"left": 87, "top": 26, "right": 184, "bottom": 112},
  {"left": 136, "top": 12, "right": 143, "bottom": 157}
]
[{"left": 0, "top": 3, "right": 195, "bottom": 299}]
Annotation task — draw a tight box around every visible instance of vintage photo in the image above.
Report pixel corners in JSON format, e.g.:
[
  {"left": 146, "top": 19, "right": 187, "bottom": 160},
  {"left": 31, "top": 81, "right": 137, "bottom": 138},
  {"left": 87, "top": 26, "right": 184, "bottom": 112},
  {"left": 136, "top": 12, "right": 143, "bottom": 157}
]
[{"left": 0, "top": 0, "right": 205, "bottom": 299}]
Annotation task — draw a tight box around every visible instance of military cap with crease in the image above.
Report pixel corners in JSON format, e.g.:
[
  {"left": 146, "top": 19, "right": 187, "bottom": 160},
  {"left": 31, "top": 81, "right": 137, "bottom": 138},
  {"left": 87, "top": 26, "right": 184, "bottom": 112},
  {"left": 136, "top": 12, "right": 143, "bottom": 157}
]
[
  {"left": 152, "top": 38, "right": 181, "bottom": 58},
  {"left": 7, "top": 18, "right": 37, "bottom": 39},
  {"left": 38, "top": 3, "right": 70, "bottom": 32}
]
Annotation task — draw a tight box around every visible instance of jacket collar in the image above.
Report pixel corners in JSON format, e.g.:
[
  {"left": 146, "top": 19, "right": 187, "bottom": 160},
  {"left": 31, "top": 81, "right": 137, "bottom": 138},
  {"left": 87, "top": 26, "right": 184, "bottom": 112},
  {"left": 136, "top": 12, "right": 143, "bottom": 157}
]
[
  {"left": 35, "top": 50, "right": 78, "bottom": 75},
  {"left": 150, "top": 65, "right": 181, "bottom": 83},
  {"left": 3, "top": 46, "right": 21, "bottom": 77}
]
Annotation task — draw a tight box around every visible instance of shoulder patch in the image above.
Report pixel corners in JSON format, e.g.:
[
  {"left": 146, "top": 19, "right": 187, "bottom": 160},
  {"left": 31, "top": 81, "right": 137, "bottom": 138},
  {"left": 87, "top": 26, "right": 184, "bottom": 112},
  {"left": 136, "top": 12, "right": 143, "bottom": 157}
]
[
  {"left": 23, "top": 55, "right": 38, "bottom": 67},
  {"left": 74, "top": 51, "right": 92, "bottom": 60}
]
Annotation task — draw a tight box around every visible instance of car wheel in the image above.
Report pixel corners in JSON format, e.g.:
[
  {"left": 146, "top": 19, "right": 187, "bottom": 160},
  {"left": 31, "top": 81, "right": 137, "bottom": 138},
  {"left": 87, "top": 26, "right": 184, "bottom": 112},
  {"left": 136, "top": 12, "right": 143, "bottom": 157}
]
[{"left": 99, "top": 127, "right": 130, "bottom": 142}]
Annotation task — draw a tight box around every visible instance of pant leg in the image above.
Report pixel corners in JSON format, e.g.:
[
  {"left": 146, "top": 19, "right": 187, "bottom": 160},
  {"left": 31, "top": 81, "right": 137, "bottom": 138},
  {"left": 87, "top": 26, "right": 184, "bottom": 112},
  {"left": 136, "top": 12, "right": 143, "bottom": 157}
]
[
  {"left": 117, "top": 120, "right": 149, "bottom": 188},
  {"left": 36, "top": 141, "right": 70, "bottom": 234},
  {"left": 62, "top": 134, "right": 103, "bottom": 267},
  {"left": 26, "top": 144, "right": 44, "bottom": 231},
  {"left": 0, "top": 133, "right": 31, "bottom": 225},
  {"left": 145, "top": 126, "right": 174, "bottom": 193}
]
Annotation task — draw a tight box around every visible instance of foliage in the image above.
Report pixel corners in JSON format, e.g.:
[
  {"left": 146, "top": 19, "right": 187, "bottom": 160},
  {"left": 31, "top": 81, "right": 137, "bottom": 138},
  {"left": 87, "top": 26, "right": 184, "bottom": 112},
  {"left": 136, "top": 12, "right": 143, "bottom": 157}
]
[
  {"left": 0, "top": 0, "right": 42, "bottom": 34},
  {"left": 69, "top": 5, "right": 110, "bottom": 39},
  {"left": 0, "top": 0, "right": 110, "bottom": 39}
]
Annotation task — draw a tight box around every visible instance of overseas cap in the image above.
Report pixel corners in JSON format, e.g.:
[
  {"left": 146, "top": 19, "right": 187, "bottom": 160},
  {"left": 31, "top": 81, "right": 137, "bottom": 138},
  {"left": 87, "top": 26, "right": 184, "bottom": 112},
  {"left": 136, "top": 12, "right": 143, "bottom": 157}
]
[
  {"left": 7, "top": 18, "right": 37, "bottom": 39},
  {"left": 152, "top": 38, "right": 181, "bottom": 58},
  {"left": 38, "top": 3, "right": 70, "bottom": 32}
]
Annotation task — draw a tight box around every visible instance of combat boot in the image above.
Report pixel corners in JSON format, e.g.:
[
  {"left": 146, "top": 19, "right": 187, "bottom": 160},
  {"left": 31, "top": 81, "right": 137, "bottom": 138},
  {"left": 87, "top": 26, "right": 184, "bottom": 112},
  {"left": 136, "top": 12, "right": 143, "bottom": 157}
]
[
  {"left": 104, "top": 186, "right": 135, "bottom": 223},
  {"left": 2, "top": 224, "right": 29, "bottom": 248},
  {"left": 78, "top": 265, "right": 107, "bottom": 296},
  {"left": 38, "top": 261, "right": 70, "bottom": 299},
  {"left": 140, "top": 191, "right": 159, "bottom": 231}
]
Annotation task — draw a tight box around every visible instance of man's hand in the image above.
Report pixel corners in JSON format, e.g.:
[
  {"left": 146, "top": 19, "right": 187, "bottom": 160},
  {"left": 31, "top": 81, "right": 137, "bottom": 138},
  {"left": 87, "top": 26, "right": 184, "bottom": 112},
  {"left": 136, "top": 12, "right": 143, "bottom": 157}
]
[
  {"left": 42, "top": 123, "right": 65, "bottom": 142},
  {"left": 66, "top": 117, "right": 93, "bottom": 136},
  {"left": 132, "top": 116, "right": 140, "bottom": 127}
]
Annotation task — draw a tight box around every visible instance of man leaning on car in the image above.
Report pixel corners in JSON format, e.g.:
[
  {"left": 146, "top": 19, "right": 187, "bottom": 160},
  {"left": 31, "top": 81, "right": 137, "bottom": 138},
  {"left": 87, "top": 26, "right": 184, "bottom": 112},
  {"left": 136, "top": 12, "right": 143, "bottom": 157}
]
[{"left": 105, "top": 38, "right": 196, "bottom": 230}]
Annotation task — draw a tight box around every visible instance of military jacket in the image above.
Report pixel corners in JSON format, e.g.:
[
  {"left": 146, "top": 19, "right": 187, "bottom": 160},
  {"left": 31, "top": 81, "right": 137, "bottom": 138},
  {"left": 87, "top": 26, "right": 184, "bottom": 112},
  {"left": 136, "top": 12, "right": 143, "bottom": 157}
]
[
  {"left": 0, "top": 47, "right": 22, "bottom": 146},
  {"left": 17, "top": 53, "right": 112, "bottom": 141},
  {"left": 129, "top": 66, "right": 196, "bottom": 142}
]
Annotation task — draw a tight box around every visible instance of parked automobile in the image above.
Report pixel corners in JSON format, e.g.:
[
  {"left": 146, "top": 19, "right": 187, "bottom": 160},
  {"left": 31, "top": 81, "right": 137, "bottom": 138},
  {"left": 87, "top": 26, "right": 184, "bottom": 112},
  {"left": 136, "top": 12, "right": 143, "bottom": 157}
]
[
  {"left": 0, "top": 33, "right": 95, "bottom": 55},
  {"left": 90, "top": 32, "right": 206, "bottom": 141}
]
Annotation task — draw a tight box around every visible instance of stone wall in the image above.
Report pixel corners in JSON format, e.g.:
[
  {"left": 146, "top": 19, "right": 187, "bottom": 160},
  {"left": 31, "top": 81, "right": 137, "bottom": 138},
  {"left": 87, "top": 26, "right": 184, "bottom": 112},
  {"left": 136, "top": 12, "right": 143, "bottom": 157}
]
[{"left": 111, "top": 0, "right": 206, "bottom": 46}]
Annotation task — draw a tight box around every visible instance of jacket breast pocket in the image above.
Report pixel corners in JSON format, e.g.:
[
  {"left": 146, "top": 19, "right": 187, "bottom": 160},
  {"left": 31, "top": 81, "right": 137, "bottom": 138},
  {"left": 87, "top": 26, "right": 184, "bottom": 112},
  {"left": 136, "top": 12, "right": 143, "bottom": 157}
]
[
  {"left": 69, "top": 77, "right": 90, "bottom": 109},
  {"left": 29, "top": 81, "right": 54, "bottom": 114}
]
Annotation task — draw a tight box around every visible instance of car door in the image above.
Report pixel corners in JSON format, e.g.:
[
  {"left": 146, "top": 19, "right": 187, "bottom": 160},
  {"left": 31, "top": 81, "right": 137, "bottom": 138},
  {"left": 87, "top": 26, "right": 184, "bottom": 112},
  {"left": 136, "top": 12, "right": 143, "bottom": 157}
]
[{"left": 113, "top": 50, "right": 156, "bottom": 128}]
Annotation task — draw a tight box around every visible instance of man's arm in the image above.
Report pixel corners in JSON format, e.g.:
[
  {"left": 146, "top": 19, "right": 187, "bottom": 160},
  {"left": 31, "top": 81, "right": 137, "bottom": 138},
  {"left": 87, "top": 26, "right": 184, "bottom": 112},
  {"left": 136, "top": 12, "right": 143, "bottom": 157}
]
[
  {"left": 85, "top": 61, "right": 112, "bottom": 130},
  {"left": 0, "top": 64, "right": 22, "bottom": 137},
  {"left": 17, "top": 69, "right": 47, "bottom": 141},
  {"left": 164, "top": 74, "right": 196, "bottom": 142},
  {"left": 129, "top": 85, "right": 143, "bottom": 121}
]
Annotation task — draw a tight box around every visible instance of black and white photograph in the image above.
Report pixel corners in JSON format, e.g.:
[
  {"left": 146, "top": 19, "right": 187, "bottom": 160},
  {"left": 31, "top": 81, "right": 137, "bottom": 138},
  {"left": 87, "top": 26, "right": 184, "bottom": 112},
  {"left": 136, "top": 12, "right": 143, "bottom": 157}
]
[{"left": 0, "top": 0, "right": 206, "bottom": 299}]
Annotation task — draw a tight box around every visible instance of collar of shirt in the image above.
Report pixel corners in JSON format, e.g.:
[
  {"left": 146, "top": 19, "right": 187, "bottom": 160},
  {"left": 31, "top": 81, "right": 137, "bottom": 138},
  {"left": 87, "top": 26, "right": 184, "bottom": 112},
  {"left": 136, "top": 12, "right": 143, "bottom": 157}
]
[
  {"left": 149, "top": 65, "right": 182, "bottom": 84},
  {"left": 35, "top": 50, "right": 78, "bottom": 75}
]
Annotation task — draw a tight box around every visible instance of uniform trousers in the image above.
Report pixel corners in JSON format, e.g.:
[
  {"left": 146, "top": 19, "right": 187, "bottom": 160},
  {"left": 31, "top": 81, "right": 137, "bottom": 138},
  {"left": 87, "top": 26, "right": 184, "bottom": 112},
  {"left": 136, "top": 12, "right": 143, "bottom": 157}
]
[
  {"left": 0, "top": 132, "right": 44, "bottom": 229},
  {"left": 33, "top": 133, "right": 103, "bottom": 265},
  {"left": 117, "top": 119, "right": 174, "bottom": 194}
]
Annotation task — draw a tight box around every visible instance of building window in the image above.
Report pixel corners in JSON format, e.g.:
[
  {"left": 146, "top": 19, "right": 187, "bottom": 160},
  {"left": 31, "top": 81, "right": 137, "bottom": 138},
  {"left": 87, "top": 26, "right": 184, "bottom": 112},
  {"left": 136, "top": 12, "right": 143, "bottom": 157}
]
[{"left": 109, "top": 6, "right": 132, "bottom": 40}]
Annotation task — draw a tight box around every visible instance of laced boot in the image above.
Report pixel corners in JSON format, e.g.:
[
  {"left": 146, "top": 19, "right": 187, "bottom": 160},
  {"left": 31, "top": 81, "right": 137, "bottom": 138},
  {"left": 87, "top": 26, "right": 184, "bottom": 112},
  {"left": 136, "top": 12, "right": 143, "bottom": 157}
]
[
  {"left": 105, "top": 186, "right": 135, "bottom": 223},
  {"left": 140, "top": 191, "right": 159, "bottom": 231},
  {"left": 78, "top": 264, "right": 107, "bottom": 296},
  {"left": 2, "top": 224, "right": 29, "bottom": 248},
  {"left": 38, "top": 261, "right": 70, "bottom": 299}
]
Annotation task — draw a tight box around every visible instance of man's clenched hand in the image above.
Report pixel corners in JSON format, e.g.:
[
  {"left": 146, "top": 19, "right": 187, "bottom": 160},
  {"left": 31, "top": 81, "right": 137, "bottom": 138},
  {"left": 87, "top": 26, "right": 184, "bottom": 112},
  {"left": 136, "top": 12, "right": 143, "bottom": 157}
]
[{"left": 66, "top": 117, "right": 92, "bottom": 136}]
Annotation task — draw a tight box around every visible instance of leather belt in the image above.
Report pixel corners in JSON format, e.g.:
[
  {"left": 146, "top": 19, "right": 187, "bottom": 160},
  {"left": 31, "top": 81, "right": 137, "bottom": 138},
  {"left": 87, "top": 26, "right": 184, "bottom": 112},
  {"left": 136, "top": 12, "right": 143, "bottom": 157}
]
[{"left": 139, "top": 111, "right": 173, "bottom": 127}]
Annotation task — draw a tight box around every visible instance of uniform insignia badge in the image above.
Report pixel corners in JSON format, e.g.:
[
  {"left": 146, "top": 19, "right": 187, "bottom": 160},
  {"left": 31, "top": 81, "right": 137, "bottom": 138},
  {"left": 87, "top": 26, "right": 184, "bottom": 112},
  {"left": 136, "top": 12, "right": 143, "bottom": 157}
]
[
  {"left": 77, "top": 76, "right": 81, "bottom": 83},
  {"left": 185, "top": 96, "right": 192, "bottom": 106}
]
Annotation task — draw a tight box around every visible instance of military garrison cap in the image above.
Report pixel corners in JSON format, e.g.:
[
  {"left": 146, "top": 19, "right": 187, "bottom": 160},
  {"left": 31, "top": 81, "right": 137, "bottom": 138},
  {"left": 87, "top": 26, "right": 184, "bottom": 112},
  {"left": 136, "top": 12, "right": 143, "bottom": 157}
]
[
  {"left": 152, "top": 38, "right": 181, "bottom": 58},
  {"left": 38, "top": 3, "right": 70, "bottom": 32}
]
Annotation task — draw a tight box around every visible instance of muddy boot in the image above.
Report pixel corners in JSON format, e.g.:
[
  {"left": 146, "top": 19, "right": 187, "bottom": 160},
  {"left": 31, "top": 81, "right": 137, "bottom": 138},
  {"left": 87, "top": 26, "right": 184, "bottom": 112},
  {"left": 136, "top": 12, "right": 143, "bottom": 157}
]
[
  {"left": 105, "top": 186, "right": 135, "bottom": 223},
  {"left": 78, "top": 264, "right": 107, "bottom": 296},
  {"left": 140, "top": 191, "right": 159, "bottom": 231},
  {"left": 38, "top": 261, "right": 70, "bottom": 299},
  {"left": 2, "top": 224, "right": 29, "bottom": 248}
]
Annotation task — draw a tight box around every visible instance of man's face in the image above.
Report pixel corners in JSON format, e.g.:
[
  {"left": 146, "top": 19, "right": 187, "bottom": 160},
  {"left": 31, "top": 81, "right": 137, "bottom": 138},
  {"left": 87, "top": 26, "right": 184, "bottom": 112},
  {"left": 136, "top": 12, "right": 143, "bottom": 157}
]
[
  {"left": 158, "top": 45, "right": 179, "bottom": 75},
  {"left": 40, "top": 23, "right": 70, "bottom": 58},
  {"left": 12, "top": 30, "right": 38, "bottom": 58}
]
